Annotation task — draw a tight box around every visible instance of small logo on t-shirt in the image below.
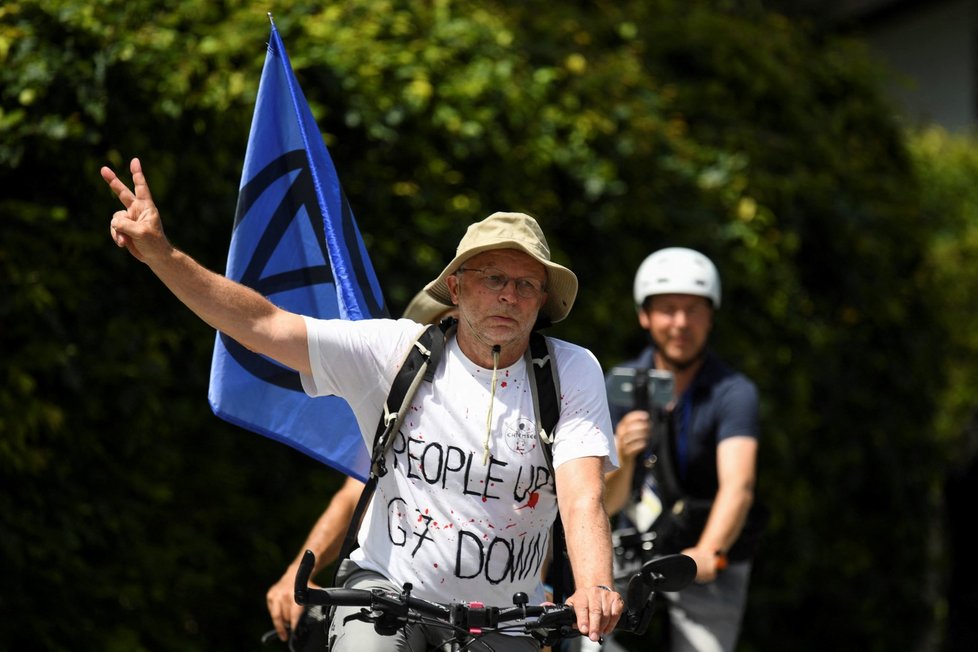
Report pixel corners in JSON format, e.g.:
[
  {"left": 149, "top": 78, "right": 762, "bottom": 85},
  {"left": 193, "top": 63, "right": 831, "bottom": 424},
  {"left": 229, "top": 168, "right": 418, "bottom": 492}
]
[{"left": 504, "top": 418, "right": 538, "bottom": 455}]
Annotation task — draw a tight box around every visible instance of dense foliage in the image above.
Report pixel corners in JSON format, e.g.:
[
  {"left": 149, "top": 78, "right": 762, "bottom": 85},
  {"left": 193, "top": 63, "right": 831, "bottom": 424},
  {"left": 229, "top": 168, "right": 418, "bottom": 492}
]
[{"left": 2, "top": 1, "right": 965, "bottom": 650}]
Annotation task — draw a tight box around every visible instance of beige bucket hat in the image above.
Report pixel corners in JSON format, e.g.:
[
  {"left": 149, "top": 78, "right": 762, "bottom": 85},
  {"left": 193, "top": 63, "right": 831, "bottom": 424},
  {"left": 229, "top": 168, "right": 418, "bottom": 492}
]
[{"left": 424, "top": 212, "right": 578, "bottom": 323}]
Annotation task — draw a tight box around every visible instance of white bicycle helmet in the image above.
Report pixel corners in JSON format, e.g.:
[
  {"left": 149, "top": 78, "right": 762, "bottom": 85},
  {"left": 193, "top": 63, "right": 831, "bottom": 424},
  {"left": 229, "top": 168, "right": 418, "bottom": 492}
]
[{"left": 633, "top": 247, "right": 721, "bottom": 308}]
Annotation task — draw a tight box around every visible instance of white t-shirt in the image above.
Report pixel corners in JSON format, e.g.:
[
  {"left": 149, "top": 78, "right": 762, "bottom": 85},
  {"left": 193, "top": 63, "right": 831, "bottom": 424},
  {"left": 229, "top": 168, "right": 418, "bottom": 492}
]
[{"left": 300, "top": 317, "right": 616, "bottom": 607}]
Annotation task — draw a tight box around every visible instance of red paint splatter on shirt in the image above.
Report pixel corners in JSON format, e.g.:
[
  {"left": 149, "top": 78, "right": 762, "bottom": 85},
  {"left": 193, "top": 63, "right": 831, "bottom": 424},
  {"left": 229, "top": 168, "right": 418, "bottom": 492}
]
[{"left": 516, "top": 492, "right": 540, "bottom": 510}]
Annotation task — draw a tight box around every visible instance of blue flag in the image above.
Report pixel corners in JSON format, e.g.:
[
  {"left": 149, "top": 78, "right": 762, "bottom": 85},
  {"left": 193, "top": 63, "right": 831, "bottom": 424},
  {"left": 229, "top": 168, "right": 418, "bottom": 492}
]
[{"left": 208, "top": 21, "right": 386, "bottom": 480}]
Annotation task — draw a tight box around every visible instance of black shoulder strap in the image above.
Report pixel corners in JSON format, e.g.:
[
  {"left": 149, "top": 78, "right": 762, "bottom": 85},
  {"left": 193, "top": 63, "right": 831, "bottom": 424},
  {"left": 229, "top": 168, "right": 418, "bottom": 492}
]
[
  {"left": 629, "top": 371, "right": 684, "bottom": 508},
  {"left": 651, "top": 407, "right": 684, "bottom": 502},
  {"left": 527, "top": 332, "right": 560, "bottom": 470},
  {"left": 526, "top": 332, "right": 575, "bottom": 602},
  {"left": 333, "top": 319, "right": 454, "bottom": 584},
  {"left": 369, "top": 320, "right": 450, "bottom": 478}
]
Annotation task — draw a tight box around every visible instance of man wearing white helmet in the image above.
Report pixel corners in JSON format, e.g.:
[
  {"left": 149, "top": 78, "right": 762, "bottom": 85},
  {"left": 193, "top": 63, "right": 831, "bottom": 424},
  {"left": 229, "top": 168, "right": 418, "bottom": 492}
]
[{"left": 598, "top": 247, "right": 764, "bottom": 652}]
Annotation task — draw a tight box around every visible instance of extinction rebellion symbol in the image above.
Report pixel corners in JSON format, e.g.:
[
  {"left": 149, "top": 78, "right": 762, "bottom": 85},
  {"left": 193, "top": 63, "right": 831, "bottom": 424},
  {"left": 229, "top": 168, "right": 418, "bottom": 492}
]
[{"left": 219, "top": 150, "right": 386, "bottom": 391}]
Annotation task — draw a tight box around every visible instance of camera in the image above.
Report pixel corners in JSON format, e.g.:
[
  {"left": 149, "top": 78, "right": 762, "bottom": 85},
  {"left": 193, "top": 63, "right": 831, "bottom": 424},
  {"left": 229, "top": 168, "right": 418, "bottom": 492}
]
[{"left": 607, "top": 367, "right": 675, "bottom": 412}]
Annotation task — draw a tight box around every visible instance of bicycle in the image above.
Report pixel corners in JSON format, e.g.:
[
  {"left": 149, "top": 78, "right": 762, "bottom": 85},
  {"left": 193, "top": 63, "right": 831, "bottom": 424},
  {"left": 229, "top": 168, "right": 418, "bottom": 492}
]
[{"left": 276, "top": 548, "right": 696, "bottom": 651}]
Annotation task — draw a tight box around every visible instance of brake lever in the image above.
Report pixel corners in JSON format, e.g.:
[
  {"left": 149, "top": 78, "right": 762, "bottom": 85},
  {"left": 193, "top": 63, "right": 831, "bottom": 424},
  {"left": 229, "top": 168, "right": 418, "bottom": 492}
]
[
  {"left": 535, "top": 604, "right": 576, "bottom": 629},
  {"left": 526, "top": 604, "right": 578, "bottom": 647},
  {"left": 343, "top": 608, "right": 377, "bottom": 626},
  {"left": 369, "top": 584, "right": 414, "bottom": 636}
]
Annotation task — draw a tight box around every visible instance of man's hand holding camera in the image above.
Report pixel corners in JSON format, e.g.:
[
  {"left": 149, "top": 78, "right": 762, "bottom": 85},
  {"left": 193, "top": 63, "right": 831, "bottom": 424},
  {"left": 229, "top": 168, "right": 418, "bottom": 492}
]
[{"left": 614, "top": 410, "right": 652, "bottom": 466}]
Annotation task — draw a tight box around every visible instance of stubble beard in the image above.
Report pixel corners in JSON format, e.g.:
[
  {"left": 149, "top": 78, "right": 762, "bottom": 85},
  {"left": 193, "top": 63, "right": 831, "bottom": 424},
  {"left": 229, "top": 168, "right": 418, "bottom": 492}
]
[{"left": 653, "top": 335, "right": 708, "bottom": 372}]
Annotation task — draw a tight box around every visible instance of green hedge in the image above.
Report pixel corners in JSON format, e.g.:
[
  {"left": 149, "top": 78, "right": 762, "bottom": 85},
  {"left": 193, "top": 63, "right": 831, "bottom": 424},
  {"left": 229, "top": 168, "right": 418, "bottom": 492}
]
[{"left": 1, "top": 1, "right": 955, "bottom": 650}]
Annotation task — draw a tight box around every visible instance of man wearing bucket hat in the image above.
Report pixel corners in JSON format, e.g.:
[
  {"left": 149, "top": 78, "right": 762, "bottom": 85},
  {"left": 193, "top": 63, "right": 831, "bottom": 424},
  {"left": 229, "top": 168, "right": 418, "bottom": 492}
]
[
  {"left": 102, "top": 159, "right": 622, "bottom": 650},
  {"left": 586, "top": 247, "right": 764, "bottom": 652}
]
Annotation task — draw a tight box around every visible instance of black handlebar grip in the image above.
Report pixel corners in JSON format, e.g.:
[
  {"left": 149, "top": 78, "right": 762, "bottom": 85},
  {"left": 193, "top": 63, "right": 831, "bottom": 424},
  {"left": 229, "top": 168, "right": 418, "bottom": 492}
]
[
  {"left": 306, "top": 588, "right": 374, "bottom": 607},
  {"left": 294, "top": 549, "right": 316, "bottom": 605}
]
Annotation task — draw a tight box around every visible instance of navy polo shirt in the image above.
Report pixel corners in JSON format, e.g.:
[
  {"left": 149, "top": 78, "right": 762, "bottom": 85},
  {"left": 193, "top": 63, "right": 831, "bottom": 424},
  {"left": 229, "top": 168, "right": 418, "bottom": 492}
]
[{"left": 606, "top": 345, "right": 760, "bottom": 501}]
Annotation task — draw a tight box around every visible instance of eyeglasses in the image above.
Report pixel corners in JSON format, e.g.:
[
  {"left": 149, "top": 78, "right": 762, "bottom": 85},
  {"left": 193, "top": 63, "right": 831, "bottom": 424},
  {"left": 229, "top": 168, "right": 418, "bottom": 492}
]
[{"left": 457, "top": 267, "right": 547, "bottom": 299}]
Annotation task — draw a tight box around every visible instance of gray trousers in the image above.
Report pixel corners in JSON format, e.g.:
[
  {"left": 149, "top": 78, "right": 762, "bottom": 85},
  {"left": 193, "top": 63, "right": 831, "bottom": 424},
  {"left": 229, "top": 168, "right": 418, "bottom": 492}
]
[
  {"left": 573, "top": 560, "right": 752, "bottom": 652},
  {"left": 328, "top": 560, "right": 540, "bottom": 652}
]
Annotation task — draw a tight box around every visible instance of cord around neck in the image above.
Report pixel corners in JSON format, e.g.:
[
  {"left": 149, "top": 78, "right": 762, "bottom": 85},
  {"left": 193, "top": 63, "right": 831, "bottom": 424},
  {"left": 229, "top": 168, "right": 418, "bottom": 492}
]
[{"left": 482, "top": 345, "right": 502, "bottom": 465}]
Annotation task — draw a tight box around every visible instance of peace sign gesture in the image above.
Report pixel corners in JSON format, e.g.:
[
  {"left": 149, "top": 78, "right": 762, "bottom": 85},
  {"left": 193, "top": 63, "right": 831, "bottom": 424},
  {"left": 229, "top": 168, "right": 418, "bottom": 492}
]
[{"left": 101, "top": 157, "right": 169, "bottom": 263}]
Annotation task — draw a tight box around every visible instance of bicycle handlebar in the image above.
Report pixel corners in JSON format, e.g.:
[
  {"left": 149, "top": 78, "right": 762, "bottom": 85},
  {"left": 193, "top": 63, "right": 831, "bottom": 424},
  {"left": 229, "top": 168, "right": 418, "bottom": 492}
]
[{"left": 292, "top": 548, "right": 696, "bottom": 645}]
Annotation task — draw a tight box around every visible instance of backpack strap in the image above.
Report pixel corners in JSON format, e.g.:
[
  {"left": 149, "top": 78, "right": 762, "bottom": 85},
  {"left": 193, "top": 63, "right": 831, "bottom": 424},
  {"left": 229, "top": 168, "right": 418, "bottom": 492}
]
[
  {"left": 527, "top": 332, "right": 574, "bottom": 602},
  {"left": 332, "top": 319, "right": 454, "bottom": 584},
  {"left": 527, "top": 332, "right": 560, "bottom": 472},
  {"left": 370, "top": 321, "right": 450, "bottom": 478}
]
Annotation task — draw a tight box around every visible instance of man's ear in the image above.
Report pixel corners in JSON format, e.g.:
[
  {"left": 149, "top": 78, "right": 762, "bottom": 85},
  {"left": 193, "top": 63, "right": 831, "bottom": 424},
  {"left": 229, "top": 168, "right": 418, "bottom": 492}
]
[
  {"left": 637, "top": 306, "right": 651, "bottom": 330},
  {"left": 446, "top": 274, "right": 461, "bottom": 305}
]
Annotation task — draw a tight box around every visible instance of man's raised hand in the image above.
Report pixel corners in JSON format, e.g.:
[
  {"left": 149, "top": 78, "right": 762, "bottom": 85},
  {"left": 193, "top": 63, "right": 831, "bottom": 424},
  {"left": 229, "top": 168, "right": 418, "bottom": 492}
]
[{"left": 101, "top": 157, "right": 168, "bottom": 263}]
